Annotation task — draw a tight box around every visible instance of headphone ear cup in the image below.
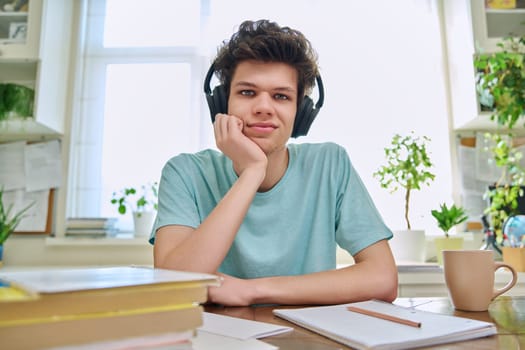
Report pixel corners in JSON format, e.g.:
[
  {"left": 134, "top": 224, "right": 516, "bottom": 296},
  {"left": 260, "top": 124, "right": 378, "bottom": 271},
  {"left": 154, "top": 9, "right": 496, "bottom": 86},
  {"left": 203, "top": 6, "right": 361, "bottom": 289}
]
[
  {"left": 207, "top": 85, "right": 228, "bottom": 122},
  {"left": 292, "top": 96, "right": 315, "bottom": 138},
  {"left": 216, "top": 85, "right": 228, "bottom": 116}
]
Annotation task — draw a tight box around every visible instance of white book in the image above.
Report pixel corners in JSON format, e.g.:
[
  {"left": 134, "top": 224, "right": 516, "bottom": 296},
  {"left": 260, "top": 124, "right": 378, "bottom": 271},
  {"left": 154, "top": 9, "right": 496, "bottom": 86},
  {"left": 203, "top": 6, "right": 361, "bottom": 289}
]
[
  {"left": 200, "top": 312, "right": 293, "bottom": 340},
  {"left": 0, "top": 266, "right": 219, "bottom": 293},
  {"left": 273, "top": 300, "right": 497, "bottom": 350},
  {"left": 66, "top": 217, "right": 117, "bottom": 229},
  {"left": 193, "top": 331, "right": 278, "bottom": 350}
]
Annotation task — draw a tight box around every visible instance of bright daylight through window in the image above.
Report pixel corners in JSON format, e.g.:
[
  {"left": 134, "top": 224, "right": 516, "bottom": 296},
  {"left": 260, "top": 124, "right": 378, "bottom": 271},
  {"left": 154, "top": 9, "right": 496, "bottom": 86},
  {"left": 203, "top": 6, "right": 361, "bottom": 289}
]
[{"left": 68, "top": 0, "right": 452, "bottom": 233}]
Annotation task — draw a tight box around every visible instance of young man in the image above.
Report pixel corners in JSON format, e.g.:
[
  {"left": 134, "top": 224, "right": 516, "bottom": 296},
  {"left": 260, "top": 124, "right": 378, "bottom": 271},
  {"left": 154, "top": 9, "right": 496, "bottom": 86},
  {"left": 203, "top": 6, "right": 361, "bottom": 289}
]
[{"left": 151, "top": 20, "right": 397, "bottom": 306}]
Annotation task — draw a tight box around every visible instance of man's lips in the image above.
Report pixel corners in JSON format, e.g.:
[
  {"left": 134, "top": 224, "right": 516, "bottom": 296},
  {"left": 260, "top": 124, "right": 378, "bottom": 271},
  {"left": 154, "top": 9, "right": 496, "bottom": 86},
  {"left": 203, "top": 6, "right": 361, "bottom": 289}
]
[{"left": 247, "top": 123, "right": 277, "bottom": 133}]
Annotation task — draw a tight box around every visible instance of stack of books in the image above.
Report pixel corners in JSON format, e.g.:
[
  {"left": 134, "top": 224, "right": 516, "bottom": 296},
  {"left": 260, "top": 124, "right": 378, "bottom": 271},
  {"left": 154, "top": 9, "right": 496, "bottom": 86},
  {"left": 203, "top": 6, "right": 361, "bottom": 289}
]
[
  {"left": 65, "top": 217, "right": 118, "bottom": 237},
  {"left": 0, "top": 266, "right": 219, "bottom": 349}
]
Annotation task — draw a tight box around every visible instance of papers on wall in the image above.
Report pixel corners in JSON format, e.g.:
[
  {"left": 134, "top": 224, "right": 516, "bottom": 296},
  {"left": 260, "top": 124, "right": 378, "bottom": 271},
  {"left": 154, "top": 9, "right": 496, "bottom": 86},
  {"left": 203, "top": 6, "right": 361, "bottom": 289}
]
[
  {"left": 0, "top": 141, "right": 26, "bottom": 191},
  {"left": 24, "top": 140, "right": 62, "bottom": 191},
  {"left": 0, "top": 140, "right": 61, "bottom": 191},
  {"left": 2, "top": 189, "right": 50, "bottom": 232},
  {"left": 0, "top": 140, "right": 61, "bottom": 233}
]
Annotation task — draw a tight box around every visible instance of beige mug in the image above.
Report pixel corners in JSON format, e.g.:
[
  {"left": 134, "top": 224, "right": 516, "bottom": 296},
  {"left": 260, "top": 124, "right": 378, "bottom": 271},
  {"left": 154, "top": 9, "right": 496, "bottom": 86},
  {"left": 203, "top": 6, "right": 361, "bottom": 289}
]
[{"left": 443, "top": 250, "right": 517, "bottom": 312}]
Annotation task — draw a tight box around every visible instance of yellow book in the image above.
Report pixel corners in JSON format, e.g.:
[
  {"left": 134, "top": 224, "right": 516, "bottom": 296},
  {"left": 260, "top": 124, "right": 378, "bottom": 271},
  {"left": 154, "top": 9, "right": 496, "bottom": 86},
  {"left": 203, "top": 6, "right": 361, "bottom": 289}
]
[
  {"left": 1, "top": 304, "right": 203, "bottom": 350},
  {"left": 0, "top": 266, "right": 219, "bottom": 325},
  {"left": 486, "top": 0, "right": 517, "bottom": 9}
]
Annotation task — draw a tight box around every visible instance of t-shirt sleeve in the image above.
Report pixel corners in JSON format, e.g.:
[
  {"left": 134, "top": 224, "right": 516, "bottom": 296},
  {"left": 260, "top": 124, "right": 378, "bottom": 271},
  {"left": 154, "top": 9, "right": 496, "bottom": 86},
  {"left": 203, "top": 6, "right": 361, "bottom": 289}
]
[
  {"left": 335, "top": 147, "right": 393, "bottom": 255},
  {"left": 149, "top": 156, "right": 200, "bottom": 244}
]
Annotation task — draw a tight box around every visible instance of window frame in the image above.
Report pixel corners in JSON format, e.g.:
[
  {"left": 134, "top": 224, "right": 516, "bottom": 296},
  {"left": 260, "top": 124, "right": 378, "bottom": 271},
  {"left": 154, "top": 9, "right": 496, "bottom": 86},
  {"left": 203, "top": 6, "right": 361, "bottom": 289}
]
[{"left": 66, "top": 0, "right": 209, "bottom": 221}]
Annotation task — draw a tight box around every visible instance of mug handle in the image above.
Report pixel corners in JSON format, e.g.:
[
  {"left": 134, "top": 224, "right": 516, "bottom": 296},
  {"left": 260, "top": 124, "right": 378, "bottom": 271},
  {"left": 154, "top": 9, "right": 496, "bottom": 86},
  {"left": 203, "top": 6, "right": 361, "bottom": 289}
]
[{"left": 492, "top": 262, "right": 518, "bottom": 299}]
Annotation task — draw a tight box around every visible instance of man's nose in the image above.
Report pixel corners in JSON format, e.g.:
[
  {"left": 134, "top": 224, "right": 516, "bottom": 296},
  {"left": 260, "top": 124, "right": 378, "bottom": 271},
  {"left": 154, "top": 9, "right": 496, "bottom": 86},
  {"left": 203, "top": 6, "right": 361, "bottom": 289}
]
[{"left": 253, "top": 93, "right": 274, "bottom": 116}]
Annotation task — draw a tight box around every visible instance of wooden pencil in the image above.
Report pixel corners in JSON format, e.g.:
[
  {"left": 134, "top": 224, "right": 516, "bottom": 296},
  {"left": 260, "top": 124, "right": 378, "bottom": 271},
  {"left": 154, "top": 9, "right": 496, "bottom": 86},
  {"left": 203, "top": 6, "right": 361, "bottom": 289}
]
[{"left": 347, "top": 305, "right": 422, "bottom": 328}]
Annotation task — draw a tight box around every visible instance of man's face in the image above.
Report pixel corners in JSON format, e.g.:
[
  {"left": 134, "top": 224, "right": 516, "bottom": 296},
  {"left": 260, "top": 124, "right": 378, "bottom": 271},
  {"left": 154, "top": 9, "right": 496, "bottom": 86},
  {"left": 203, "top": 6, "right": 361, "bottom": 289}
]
[{"left": 227, "top": 60, "right": 298, "bottom": 156}]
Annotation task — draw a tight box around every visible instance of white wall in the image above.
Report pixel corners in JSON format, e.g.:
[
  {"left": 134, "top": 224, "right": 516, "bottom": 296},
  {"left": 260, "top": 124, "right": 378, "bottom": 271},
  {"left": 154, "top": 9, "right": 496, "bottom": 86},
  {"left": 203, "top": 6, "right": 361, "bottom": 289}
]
[
  {"left": 3, "top": 235, "right": 153, "bottom": 266},
  {"left": 2, "top": 1, "right": 474, "bottom": 268}
]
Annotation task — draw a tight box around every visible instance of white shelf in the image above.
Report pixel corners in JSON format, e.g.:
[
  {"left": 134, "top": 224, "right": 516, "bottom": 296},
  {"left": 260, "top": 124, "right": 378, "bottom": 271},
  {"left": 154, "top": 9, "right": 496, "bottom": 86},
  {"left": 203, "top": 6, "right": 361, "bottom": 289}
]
[
  {"left": 485, "top": 8, "right": 525, "bottom": 13},
  {"left": 0, "top": 12, "right": 28, "bottom": 17},
  {"left": 0, "top": 119, "right": 62, "bottom": 142},
  {"left": 398, "top": 269, "right": 525, "bottom": 297},
  {"left": 45, "top": 235, "right": 151, "bottom": 247},
  {"left": 454, "top": 114, "right": 525, "bottom": 136}
]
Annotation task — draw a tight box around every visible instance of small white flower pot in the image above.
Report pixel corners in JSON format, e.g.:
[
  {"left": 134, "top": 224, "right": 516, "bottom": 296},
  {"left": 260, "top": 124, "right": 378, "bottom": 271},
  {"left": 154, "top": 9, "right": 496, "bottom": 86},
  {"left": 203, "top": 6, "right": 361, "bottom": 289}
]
[
  {"left": 389, "top": 229, "right": 427, "bottom": 263},
  {"left": 132, "top": 211, "right": 155, "bottom": 237}
]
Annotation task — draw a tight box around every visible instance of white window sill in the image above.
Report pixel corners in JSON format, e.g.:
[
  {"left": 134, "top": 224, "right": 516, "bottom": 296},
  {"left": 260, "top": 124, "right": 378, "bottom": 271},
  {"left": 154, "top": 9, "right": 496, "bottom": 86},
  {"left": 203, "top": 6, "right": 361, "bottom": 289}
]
[{"left": 45, "top": 234, "right": 151, "bottom": 246}]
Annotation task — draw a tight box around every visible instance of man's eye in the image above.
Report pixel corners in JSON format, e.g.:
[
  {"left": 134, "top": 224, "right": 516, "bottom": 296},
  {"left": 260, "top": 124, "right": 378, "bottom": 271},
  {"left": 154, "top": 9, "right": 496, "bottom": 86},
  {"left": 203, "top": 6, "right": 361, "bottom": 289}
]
[
  {"left": 274, "top": 94, "right": 289, "bottom": 100},
  {"left": 240, "top": 90, "right": 254, "bottom": 96}
]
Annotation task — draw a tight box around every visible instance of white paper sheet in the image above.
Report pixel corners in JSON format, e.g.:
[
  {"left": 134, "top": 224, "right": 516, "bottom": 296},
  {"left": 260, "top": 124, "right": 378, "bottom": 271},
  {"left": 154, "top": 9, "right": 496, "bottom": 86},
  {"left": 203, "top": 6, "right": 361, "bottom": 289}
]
[
  {"left": 200, "top": 312, "right": 293, "bottom": 340},
  {"left": 24, "top": 140, "right": 62, "bottom": 191},
  {"left": 193, "top": 331, "right": 278, "bottom": 350},
  {"left": 3, "top": 189, "right": 50, "bottom": 232},
  {"left": 0, "top": 141, "right": 26, "bottom": 191},
  {"left": 274, "top": 300, "right": 497, "bottom": 350}
]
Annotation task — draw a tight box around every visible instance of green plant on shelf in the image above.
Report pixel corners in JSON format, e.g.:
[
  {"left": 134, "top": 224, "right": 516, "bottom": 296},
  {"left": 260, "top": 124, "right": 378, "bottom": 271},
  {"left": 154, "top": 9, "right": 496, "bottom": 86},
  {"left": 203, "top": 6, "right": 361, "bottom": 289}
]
[
  {"left": 0, "top": 83, "right": 35, "bottom": 122},
  {"left": 110, "top": 182, "right": 159, "bottom": 217},
  {"left": 483, "top": 133, "right": 525, "bottom": 242},
  {"left": 374, "top": 132, "right": 436, "bottom": 230},
  {"left": 431, "top": 203, "right": 469, "bottom": 238},
  {"left": 474, "top": 36, "right": 525, "bottom": 129}
]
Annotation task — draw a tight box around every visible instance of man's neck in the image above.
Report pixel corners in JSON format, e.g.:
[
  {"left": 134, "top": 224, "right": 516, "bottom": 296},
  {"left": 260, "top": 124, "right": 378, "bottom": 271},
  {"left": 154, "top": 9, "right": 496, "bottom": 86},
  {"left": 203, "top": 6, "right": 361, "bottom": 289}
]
[{"left": 258, "top": 146, "right": 289, "bottom": 192}]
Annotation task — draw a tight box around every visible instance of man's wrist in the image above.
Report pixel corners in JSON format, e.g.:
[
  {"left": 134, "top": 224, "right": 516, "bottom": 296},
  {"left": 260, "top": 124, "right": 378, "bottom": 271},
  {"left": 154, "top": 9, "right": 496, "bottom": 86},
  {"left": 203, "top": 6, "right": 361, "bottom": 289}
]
[
  {"left": 250, "top": 276, "right": 279, "bottom": 305},
  {"left": 239, "top": 164, "right": 266, "bottom": 186}
]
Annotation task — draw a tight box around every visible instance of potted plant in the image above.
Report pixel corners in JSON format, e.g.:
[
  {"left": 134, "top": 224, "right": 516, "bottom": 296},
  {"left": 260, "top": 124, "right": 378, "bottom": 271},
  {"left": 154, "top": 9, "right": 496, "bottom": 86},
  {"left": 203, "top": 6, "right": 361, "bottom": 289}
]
[
  {"left": 110, "top": 182, "right": 158, "bottom": 237},
  {"left": 374, "top": 132, "right": 436, "bottom": 262},
  {"left": 474, "top": 36, "right": 525, "bottom": 129},
  {"left": 474, "top": 35, "right": 525, "bottom": 255},
  {"left": 0, "top": 83, "right": 35, "bottom": 122},
  {"left": 431, "top": 202, "right": 469, "bottom": 265},
  {"left": 0, "top": 187, "right": 33, "bottom": 266},
  {"left": 482, "top": 133, "right": 525, "bottom": 247}
]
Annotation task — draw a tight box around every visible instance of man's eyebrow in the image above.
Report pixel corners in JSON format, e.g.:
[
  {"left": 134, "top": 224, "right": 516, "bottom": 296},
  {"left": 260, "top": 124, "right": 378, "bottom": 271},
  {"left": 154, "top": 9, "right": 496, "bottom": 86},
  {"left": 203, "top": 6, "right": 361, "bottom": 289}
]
[
  {"left": 233, "top": 81, "right": 256, "bottom": 87},
  {"left": 233, "top": 81, "right": 297, "bottom": 93}
]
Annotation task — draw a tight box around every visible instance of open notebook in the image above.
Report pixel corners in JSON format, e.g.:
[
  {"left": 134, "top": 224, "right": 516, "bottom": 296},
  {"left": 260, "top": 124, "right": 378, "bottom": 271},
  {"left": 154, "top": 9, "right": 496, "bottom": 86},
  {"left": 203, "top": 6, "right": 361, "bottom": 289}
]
[{"left": 274, "top": 300, "right": 497, "bottom": 350}]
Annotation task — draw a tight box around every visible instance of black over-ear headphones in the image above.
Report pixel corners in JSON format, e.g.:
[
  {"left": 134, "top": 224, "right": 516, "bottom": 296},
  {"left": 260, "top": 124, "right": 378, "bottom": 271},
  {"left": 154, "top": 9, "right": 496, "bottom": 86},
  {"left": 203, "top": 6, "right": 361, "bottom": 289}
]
[{"left": 203, "top": 63, "right": 325, "bottom": 138}]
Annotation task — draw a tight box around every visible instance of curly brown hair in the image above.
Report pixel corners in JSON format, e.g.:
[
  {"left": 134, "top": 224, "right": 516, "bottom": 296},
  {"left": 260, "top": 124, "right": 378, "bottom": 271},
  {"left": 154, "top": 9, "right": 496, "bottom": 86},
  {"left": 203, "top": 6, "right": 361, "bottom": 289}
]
[{"left": 212, "top": 19, "right": 319, "bottom": 106}]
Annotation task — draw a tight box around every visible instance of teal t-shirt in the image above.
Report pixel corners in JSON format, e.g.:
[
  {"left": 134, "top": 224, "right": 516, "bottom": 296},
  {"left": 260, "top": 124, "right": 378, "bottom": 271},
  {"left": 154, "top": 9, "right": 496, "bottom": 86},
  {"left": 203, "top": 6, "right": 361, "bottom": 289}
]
[{"left": 150, "top": 142, "right": 392, "bottom": 278}]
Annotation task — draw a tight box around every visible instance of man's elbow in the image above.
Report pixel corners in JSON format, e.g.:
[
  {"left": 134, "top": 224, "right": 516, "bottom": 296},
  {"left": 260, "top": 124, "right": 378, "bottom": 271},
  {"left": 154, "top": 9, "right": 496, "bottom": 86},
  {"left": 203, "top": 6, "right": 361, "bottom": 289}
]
[
  {"left": 379, "top": 276, "right": 398, "bottom": 302},
  {"left": 375, "top": 269, "right": 398, "bottom": 302}
]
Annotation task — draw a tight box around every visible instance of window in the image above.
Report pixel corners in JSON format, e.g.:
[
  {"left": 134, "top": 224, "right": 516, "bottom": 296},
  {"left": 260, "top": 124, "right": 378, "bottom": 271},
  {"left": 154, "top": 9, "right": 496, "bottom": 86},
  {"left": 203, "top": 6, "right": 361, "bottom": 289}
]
[
  {"left": 68, "top": 0, "right": 205, "bottom": 230},
  {"left": 69, "top": 0, "right": 452, "bottom": 233}
]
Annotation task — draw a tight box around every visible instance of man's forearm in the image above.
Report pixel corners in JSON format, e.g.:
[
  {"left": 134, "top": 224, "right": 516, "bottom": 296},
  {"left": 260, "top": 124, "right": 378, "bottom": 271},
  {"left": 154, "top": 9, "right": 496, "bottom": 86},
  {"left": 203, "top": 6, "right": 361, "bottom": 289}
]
[
  {"left": 156, "top": 167, "right": 265, "bottom": 273},
  {"left": 252, "top": 262, "right": 397, "bottom": 305},
  {"left": 206, "top": 240, "right": 398, "bottom": 306}
]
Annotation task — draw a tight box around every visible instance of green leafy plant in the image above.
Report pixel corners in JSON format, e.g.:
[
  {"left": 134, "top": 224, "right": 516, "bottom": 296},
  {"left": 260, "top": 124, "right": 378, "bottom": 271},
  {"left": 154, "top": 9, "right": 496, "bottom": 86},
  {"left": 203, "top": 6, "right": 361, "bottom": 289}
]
[
  {"left": 431, "top": 203, "right": 469, "bottom": 238},
  {"left": 483, "top": 133, "right": 525, "bottom": 242},
  {"left": 0, "top": 187, "right": 33, "bottom": 245},
  {"left": 110, "top": 182, "right": 158, "bottom": 217},
  {"left": 474, "top": 35, "right": 525, "bottom": 245},
  {"left": 374, "top": 132, "right": 436, "bottom": 230},
  {"left": 0, "top": 83, "right": 35, "bottom": 121},
  {"left": 474, "top": 36, "right": 525, "bottom": 129}
]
